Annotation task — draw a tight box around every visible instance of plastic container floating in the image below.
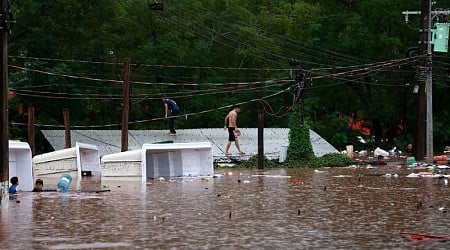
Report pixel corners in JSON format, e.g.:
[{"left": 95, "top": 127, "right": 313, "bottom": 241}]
[
  {"left": 57, "top": 173, "right": 73, "bottom": 192},
  {"left": 406, "top": 157, "right": 416, "bottom": 168}
]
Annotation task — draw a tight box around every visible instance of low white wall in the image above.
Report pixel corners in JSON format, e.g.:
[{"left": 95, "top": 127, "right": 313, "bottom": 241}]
[
  {"left": 33, "top": 142, "right": 101, "bottom": 179},
  {"left": 9, "top": 141, "right": 33, "bottom": 191},
  {"left": 101, "top": 150, "right": 141, "bottom": 177},
  {"left": 142, "top": 142, "right": 213, "bottom": 181}
]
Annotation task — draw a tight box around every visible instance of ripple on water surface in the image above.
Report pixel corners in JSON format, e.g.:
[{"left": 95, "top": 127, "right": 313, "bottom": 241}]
[{"left": 1, "top": 167, "right": 450, "bottom": 249}]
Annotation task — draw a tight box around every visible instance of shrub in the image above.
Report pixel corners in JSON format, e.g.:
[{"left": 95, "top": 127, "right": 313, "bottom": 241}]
[
  {"left": 238, "top": 155, "right": 277, "bottom": 168},
  {"left": 286, "top": 111, "right": 314, "bottom": 163}
]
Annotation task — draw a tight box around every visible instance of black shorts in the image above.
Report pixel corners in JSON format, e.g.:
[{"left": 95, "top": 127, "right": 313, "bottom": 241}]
[{"left": 228, "top": 127, "right": 236, "bottom": 141}]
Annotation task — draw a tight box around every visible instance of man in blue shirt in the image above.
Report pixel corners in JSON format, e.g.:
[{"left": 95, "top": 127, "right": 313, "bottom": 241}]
[
  {"left": 9, "top": 176, "right": 19, "bottom": 194},
  {"left": 162, "top": 96, "right": 179, "bottom": 136}
]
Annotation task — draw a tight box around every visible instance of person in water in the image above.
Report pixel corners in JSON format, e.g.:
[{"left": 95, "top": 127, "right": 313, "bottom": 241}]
[
  {"left": 32, "top": 179, "right": 44, "bottom": 192},
  {"left": 9, "top": 176, "right": 19, "bottom": 194}
]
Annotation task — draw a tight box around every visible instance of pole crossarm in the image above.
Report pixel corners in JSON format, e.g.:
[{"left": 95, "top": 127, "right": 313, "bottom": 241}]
[{"left": 403, "top": 10, "right": 450, "bottom": 23}]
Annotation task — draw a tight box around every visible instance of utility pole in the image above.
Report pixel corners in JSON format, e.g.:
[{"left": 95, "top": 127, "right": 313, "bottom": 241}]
[
  {"left": 416, "top": 0, "right": 430, "bottom": 162},
  {"left": 288, "top": 59, "right": 306, "bottom": 124},
  {"left": 63, "top": 108, "right": 71, "bottom": 149},
  {"left": 257, "top": 110, "right": 264, "bottom": 169},
  {"left": 121, "top": 58, "right": 130, "bottom": 152},
  {"left": 402, "top": 1, "right": 442, "bottom": 162},
  {"left": 0, "top": 0, "right": 14, "bottom": 205},
  {"left": 27, "top": 107, "right": 35, "bottom": 155}
]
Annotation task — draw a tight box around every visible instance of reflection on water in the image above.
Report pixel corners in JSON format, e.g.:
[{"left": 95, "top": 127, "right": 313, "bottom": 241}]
[{"left": 1, "top": 167, "right": 450, "bottom": 249}]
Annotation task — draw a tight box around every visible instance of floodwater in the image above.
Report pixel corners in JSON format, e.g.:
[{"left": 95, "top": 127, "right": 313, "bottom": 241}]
[{"left": 1, "top": 167, "right": 450, "bottom": 249}]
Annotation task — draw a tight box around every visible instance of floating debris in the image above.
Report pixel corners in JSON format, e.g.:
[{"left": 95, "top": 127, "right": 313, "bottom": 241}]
[
  {"left": 333, "top": 175, "right": 353, "bottom": 178},
  {"left": 289, "top": 179, "right": 311, "bottom": 185},
  {"left": 438, "top": 207, "right": 448, "bottom": 213},
  {"left": 400, "top": 232, "right": 450, "bottom": 241},
  {"left": 251, "top": 175, "right": 291, "bottom": 178}
]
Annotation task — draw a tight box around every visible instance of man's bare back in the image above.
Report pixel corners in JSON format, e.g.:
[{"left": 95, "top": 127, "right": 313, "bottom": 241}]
[{"left": 226, "top": 110, "right": 238, "bottom": 128}]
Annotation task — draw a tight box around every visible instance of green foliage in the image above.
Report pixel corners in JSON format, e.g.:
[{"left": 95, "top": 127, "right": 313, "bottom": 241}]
[
  {"left": 285, "top": 153, "right": 352, "bottom": 168},
  {"left": 237, "top": 155, "right": 277, "bottom": 168},
  {"left": 434, "top": 110, "right": 450, "bottom": 150},
  {"left": 5, "top": 0, "right": 450, "bottom": 156},
  {"left": 309, "top": 110, "right": 353, "bottom": 151},
  {"left": 308, "top": 153, "right": 353, "bottom": 168},
  {"left": 286, "top": 110, "right": 314, "bottom": 163}
]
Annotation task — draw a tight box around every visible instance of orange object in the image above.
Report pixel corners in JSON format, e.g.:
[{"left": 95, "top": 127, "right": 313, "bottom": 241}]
[
  {"left": 289, "top": 179, "right": 311, "bottom": 185},
  {"left": 400, "top": 232, "right": 450, "bottom": 241},
  {"left": 433, "top": 155, "right": 448, "bottom": 161}
]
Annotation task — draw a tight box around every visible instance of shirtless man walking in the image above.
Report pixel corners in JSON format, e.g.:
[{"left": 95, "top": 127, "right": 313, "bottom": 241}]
[{"left": 224, "top": 105, "right": 245, "bottom": 155}]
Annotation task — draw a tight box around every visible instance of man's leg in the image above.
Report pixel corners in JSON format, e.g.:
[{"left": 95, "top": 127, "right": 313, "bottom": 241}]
[
  {"left": 225, "top": 141, "right": 231, "bottom": 155},
  {"left": 168, "top": 117, "right": 176, "bottom": 134},
  {"left": 234, "top": 138, "right": 244, "bottom": 154},
  {"left": 225, "top": 127, "right": 235, "bottom": 155}
]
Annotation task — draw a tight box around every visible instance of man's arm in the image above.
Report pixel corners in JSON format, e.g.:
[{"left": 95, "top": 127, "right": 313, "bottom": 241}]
[
  {"left": 224, "top": 113, "right": 229, "bottom": 129},
  {"left": 164, "top": 103, "right": 168, "bottom": 118}
]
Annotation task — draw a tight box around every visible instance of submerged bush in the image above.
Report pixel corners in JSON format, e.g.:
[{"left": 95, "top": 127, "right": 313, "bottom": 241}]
[
  {"left": 309, "top": 153, "right": 352, "bottom": 167},
  {"left": 286, "top": 111, "right": 314, "bottom": 163},
  {"left": 238, "top": 155, "right": 277, "bottom": 168},
  {"left": 284, "top": 153, "right": 352, "bottom": 168}
]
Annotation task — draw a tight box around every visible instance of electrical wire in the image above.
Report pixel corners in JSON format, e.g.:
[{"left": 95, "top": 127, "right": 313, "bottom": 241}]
[{"left": 179, "top": 1, "right": 361, "bottom": 66}]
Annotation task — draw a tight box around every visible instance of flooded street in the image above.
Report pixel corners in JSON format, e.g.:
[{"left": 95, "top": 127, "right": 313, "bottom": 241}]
[{"left": 1, "top": 167, "right": 450, "bottom": 249}]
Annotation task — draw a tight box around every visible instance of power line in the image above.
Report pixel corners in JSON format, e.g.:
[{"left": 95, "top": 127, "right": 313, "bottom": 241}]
[
  {"left": 10, "top": 86, "right": 291, "bottom": 128},
  {"left": 181, "top": 1, "right": 365, "bottom": 64}
]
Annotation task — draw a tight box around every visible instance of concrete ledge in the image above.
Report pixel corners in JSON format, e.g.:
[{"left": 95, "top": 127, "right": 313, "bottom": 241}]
[
  {"left": 33, "top": 142, "right": 101, "bottom": 178},
  {"left": 141, "top": 142, "right": 213, "bottom": 181},
  {"left": 101, "top": 150, "right": 141, "bottom": 177},
  {"left": 9, "top": 141, "right": 33, "bottom": 191}
]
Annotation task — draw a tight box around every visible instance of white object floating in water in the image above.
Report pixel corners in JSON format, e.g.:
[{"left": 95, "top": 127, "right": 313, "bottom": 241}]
[
  {"left": 243, "top": 180, "right": 250, "bottom": 184},
  {"left": 266, "top": 175, "right": 291, "bottom": 178},
  {"left": 406, "top": 173, "right": 421, "bottom": 178},
  {"left": 374, "top": 147, "right": 389, "bottom": 157},
  {"left": 333, "top": 175, "right": 353, "bottom": 178},
  {"left": 314, "top": 169, "right": 327, "bottom": 173},
  {"left": 251, "top": 175, "right": 291, "bottom": 178}
]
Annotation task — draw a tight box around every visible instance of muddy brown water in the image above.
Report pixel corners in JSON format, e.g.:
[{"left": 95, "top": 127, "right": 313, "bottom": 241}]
[{"left": 1, "top": 167, "right": 450, "bottom": 249}]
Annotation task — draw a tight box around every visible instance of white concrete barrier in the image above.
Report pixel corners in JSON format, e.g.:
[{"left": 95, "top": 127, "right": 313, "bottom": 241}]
[
  {"left": 101, "top": 149, "right": 142, "bottom": 177},
  {"left": 33, "top": 142, "right": 101, "bottom": 178},
  {"left": 141, "top": 142, "right": 213, "bottom": 181},
  {"left": 9, "top": 141, "right": 33, "bottom": 191}
]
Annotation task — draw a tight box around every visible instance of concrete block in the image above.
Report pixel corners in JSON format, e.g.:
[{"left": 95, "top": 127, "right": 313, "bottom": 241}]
[
  {"left": 9, "top": 141, "right": 33, "bottom": 191},
  {"left": 142, "top": 142, "right": 213, "bottom": 181}
]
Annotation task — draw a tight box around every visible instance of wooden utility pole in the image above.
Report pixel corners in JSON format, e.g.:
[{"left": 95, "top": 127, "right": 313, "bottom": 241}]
[
  {"left": 414, "top": 0, "right": 431, "bottom": 161},
  {"left": 257, "top": 110, "right": 264, "bottom": 169},
  {"left": 121, "top": 58, "right": 130, "bottom": 152},
  {"left": 403, "top": 5, "right": 450, "bottom": 162},
  {"left": 0, "top": 0, "right": 12, "bottom": 204},
  {"left": 27, "top": 107, "right": 35, "bottom": 155},
  {"left": 63, "top": 108, "right": 71, "bottom": 148}
]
